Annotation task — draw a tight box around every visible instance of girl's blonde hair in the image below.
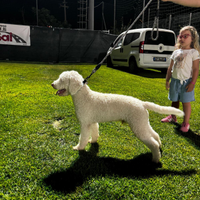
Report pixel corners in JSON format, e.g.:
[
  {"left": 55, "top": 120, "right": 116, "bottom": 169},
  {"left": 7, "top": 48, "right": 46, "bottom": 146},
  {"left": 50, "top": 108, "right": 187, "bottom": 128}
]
[{"left": 175, "top": 25, "right": 200, "bottom": 53}]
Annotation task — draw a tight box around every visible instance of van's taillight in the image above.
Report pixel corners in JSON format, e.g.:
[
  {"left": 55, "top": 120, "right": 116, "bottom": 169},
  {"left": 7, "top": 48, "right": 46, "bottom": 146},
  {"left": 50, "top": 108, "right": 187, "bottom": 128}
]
[{"left": 139, "top": 41, "right": 144, "bottom": 53}]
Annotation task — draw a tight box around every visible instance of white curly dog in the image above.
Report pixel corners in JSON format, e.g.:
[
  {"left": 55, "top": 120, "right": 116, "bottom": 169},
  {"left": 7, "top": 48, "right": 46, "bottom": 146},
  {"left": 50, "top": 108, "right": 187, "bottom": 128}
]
[{"left": 52, "top": 70, "right": 184, "bottom": 163}]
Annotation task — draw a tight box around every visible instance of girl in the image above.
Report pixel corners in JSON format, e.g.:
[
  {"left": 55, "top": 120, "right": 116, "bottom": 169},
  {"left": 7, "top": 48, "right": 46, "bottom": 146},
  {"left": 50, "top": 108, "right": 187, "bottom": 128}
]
[
  {"left": 161, "top": 26, "right": 200, "bottom": 132},
  {"left": 161, "top": 0, "right": 200, "bottom": 7}
]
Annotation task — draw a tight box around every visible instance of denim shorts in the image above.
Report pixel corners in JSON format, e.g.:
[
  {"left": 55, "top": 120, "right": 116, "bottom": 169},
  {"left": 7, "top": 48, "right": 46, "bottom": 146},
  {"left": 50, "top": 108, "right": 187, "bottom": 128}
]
[{"left": 168, "top": 77, "right": 195, "bottom": 103}]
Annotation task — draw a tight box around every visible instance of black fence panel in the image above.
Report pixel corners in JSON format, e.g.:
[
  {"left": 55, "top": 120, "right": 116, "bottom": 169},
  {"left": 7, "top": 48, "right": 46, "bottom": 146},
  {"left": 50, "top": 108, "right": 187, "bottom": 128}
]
[
  {"left": 0, "top": 26, "right": 116, "bottom": 63},
  {"left": 30, "top": 27, "right": 60, "bottom": 63}
]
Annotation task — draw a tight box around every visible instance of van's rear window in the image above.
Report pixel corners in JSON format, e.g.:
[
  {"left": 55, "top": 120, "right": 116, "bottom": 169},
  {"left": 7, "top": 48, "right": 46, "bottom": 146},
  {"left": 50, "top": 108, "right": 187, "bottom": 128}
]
[{"left": 145, "top": 31, "right": 175, "bottom": 46}]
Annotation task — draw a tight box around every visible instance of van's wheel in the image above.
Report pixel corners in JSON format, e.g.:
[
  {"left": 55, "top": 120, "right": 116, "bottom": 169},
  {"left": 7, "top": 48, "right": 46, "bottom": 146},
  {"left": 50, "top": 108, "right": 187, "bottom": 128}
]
[
  {"left": 129, "top": 58, "right": 138, "bottom": 74},
  {"left": 107, "top": 56, "right": 113, "bottom": 67}
]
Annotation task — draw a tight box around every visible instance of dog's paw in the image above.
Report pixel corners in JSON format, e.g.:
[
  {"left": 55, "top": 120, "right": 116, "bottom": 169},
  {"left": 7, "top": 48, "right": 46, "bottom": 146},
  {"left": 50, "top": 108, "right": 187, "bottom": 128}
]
[
  {"left": 88, "top": 139, "right": 97, "bottom": 143},
  {"left": 73, "top": 145, "right": 79, "bottom": 150},
  {"left": 73, "top": 145, "right": 84, "bottom": 150}
]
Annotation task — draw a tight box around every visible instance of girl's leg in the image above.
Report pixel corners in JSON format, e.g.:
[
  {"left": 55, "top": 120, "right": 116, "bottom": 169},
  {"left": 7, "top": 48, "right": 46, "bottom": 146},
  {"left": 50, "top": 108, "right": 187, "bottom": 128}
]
[
  {"left": 171, "top": 101, "right": 180, "bottom": 118},
  {"left": 171, "top": 101, "right": 180, "bottom": 108},
  {"left": 161, "top": 101, "right": 180, "bottom": 123},
  {"left": 182, "top": 102, "right": 191, "bottom": 124}
]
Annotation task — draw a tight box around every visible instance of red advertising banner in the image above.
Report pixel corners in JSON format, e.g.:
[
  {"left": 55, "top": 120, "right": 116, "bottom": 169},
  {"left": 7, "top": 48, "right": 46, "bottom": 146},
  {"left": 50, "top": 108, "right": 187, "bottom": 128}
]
[{"left": 0, "top": 23, "right": 30, "bottom": 46}]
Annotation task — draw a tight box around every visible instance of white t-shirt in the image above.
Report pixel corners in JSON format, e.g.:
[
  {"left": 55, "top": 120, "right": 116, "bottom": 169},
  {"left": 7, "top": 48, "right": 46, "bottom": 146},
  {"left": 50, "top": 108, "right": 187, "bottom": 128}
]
[{"left": 171, "top": 48, "right": 200, "bottom": 82}]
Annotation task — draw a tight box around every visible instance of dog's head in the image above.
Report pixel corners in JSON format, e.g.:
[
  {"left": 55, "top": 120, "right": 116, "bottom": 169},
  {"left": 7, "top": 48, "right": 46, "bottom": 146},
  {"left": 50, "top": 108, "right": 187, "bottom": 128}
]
[{"left": 51, "top": 71, "right": 84, "bottom": 96}]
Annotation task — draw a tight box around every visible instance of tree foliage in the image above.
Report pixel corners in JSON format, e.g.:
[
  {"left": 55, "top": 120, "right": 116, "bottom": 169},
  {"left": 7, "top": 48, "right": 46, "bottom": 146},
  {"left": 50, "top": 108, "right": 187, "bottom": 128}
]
[{"left": 32, "top": 7, "right": 71, "bottom": 28}]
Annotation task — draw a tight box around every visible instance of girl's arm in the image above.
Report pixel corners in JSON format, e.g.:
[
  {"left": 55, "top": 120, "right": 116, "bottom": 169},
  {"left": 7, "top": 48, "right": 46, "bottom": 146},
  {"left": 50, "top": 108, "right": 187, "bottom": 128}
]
[
  {"left": 186, "top": 59, "right": 199, "bottom": 92},
  {"left": 165, "top": 60, "right": 174, "bottom": 90},
  {"left": 162, "top": 0, "right": 200, "bottom": 7}
]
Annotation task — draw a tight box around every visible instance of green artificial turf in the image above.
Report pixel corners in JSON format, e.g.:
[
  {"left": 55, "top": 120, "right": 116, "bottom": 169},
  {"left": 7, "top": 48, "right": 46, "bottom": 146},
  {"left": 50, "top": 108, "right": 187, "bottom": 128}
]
[{"left": 0, "top": 62, "right": 200, "bottom": 199}]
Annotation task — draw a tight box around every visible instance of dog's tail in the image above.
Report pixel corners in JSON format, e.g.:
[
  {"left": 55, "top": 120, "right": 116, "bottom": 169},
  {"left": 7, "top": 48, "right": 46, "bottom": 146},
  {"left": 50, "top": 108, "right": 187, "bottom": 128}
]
[{"left": 143, "top": 102, "right": 184, "bottom": 117}]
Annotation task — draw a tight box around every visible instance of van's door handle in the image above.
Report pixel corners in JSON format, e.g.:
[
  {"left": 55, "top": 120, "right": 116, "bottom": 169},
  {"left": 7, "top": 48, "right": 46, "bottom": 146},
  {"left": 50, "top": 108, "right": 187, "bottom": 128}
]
[{"left": 120, "top": 48, "right": 123, "bottom": 53}]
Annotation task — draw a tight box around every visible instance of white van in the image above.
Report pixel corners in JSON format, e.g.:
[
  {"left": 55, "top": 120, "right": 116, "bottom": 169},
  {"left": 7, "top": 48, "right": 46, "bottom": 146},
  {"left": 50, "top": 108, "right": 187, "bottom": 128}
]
[{"left": 107, "top": 28, "right": 176, "bottom": 73}]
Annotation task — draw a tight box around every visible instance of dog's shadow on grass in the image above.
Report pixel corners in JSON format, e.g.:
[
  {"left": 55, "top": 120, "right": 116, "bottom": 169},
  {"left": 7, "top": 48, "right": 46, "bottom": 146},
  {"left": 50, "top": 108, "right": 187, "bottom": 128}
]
[
  {"left": 174, "top": 123, "right": 200, "bottom": 148},
  {"left": 43, "top": 143, "right": 196, "bottom": 194}
]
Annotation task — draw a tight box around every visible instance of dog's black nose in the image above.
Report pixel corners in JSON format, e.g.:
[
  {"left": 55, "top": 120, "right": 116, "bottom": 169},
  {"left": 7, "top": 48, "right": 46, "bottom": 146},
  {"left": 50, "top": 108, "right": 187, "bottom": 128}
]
[{"left": 51, "top": 83, "right": 54, "bottom": 87}]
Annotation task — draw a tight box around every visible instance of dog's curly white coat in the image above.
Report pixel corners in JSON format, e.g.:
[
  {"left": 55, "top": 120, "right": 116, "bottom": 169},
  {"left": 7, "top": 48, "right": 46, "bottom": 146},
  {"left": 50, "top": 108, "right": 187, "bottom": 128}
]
[{"left": 52, "top": 70, "right": 184, "bottom": 163}]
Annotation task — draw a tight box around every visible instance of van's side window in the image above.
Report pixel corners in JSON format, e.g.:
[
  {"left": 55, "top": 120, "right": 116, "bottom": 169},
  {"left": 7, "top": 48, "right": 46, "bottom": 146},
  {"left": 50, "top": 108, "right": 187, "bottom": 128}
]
[
  {"left": 112, "top": 36, "right": 123, "bottom": 48},
  {"left": 116, "top": 37, "right": 123, "bottom": 47},
  {"left": 124, "top": 33, "right": 140, "bottom": 46}
]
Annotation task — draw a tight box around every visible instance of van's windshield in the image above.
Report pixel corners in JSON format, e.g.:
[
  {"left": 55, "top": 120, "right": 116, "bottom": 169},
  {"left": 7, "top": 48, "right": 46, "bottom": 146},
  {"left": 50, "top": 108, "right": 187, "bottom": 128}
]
[{"left": 145, "top": 31, "right": 175, "bottom": 46}]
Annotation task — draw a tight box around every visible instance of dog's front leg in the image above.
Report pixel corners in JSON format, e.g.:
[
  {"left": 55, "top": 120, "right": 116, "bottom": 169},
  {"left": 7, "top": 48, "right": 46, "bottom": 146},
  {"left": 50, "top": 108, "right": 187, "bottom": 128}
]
[
  {"left": 88, "top": 123, "right": 99, "bottom": 143},
  {"left": 73, "top": 124, "right": 90, "bottom": 150}
]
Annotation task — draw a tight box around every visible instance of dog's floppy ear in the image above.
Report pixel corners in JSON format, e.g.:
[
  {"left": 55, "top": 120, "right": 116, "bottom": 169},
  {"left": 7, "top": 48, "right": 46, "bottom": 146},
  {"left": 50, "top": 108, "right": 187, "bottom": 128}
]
[{"left": 69, "top": 71, "right": 84, "bottom": 95}]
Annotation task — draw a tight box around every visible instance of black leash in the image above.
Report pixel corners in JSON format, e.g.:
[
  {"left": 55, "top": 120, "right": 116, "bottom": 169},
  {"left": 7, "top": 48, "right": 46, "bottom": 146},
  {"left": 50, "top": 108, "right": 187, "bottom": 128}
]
[
  {"left": 83, "top": 0, "right": 156, "bottom": 84},
  {"left": 151, "top": 0, "right": 160, "bottom": 41},
  {"left": 83, "top": 63, "right": 101, "bottom": 84}
]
